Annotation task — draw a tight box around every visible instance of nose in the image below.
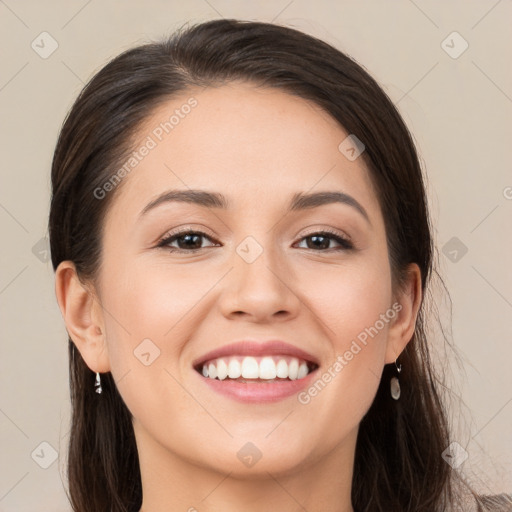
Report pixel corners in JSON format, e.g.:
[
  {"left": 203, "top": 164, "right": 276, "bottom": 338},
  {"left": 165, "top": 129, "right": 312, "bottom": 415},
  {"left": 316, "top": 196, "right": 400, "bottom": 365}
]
[{"left": 217, "top": 240, "right": 301, "bottom": 323}]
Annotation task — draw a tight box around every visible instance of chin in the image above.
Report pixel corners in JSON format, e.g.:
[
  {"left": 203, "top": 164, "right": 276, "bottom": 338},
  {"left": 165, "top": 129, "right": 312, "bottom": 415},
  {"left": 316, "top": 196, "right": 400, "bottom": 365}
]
[{"left": 197, "top": 437, "right": 315, "bottom": 478}]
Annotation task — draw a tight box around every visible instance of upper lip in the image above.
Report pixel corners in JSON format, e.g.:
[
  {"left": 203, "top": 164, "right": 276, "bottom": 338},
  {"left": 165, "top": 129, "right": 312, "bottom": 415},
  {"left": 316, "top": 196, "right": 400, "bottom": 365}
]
[{"left": 192, "top": 340, "right": 320, "bottom": 370}]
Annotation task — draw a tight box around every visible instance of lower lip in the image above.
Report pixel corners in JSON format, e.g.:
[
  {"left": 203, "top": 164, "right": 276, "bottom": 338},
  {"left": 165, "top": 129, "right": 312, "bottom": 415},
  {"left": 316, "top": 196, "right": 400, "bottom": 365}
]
[{"left": 196, "top": 369, "right": 319, "bottom": 403}]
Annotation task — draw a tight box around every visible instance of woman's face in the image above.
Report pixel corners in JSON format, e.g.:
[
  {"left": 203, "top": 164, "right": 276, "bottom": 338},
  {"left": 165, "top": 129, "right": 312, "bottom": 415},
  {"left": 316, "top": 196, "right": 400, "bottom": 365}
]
[{"left": 89, "top": 82, "right": 407, "bottom": 476}]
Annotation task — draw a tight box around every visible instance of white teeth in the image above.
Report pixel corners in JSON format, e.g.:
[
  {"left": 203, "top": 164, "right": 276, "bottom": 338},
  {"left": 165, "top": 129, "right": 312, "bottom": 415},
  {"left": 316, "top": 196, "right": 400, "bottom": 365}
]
[
  {"left": 288, "top": 358, "right": 299, "bottom": 380},
  {"left": 208, "top": 363, "right": 217, "bottom": 379},
  {"left": 297, "top": 361, "right": 309, "bottom": 379},
  {"left": 200, "top": 355, "right": 314, "bottom": 381},
  {"left": 216, "top": 358, "right": 228, "bottom": 380},
  {"left": 241, "top": 356, "right": 259, "bottom": 379},
  {"left": 276, "top": 359, "right": 288, "bottom": 378},
  {"left": 259, "top": 357, "right": 277, "bottom": 379},
  {"left": 228, "top": 358, "right": 241, "bottom": 379}
]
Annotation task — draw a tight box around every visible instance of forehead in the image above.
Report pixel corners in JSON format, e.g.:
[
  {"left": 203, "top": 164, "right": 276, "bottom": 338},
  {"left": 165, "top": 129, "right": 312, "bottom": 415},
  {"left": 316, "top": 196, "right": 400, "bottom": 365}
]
[{"left": 105, "top": 82, "right": 381, "bottom": 224}]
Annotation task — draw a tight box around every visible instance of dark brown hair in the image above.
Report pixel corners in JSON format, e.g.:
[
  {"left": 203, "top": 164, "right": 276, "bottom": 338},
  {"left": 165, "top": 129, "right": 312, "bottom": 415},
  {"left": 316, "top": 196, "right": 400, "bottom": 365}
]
[{"left": 49, "top": 18, "right": 494, "bottom": 512}]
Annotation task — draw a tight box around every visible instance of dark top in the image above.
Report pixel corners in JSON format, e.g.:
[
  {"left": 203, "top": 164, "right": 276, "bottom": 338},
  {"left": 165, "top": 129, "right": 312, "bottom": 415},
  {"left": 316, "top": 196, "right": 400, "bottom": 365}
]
[{"left": 476, "top": 493, "right": 512, "bottom": 511}]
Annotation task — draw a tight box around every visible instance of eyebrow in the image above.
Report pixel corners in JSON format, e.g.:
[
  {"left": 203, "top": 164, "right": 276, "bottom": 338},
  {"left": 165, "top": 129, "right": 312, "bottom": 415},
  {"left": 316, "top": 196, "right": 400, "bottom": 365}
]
[{"left": 139, "top": 189, "right": 371, "bottom": 224}]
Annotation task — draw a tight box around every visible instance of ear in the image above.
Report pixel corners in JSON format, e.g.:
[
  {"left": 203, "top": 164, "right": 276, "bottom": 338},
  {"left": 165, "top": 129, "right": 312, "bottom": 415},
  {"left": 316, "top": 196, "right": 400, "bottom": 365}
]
[
  {"left": 384, "top": 263, "right": 422, "bottom": 364},
  {"left": 54, "top": 261, "right": 111, "bottom": 373}
]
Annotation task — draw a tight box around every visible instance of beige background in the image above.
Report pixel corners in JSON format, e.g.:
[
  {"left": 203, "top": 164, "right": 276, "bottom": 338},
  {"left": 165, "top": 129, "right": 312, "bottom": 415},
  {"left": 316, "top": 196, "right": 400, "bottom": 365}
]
[{"left": 1, "top": 1, "right": 511, "bottom": 510}]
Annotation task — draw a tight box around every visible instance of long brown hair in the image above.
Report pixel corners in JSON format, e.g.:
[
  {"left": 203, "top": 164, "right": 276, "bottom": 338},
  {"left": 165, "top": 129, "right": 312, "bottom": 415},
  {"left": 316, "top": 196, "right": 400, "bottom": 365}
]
[{"left": 49, "top": 18, "right": 489, "bottom": 511}]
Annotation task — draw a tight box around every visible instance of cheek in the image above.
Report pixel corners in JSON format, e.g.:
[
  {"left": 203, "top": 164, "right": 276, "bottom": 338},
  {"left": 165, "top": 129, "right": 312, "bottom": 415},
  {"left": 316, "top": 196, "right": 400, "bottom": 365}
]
[
  {"left": 298, "top": 254, "right": 392, "bottom": 347},
  {"left": 295, "top": 257, "right": 392, "bottom": 417},
  {"left": 97, "top": 260, "right": 207, "bottom": 423},
  {"left": 99, "top": 258, "right": 216, "bottom": 372},
  {"left": 103, "top": 259, "right": 198, "bottom": 330}
]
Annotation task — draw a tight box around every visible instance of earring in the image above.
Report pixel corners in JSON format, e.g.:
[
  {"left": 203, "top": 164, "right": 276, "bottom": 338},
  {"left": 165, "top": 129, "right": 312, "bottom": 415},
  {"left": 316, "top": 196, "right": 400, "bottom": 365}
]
[
  {"left": 94, "top": 372, "right": 102, "bottom": 394},
  {"left": 390, "top": 359, "right": 401, "bottom": 400}
]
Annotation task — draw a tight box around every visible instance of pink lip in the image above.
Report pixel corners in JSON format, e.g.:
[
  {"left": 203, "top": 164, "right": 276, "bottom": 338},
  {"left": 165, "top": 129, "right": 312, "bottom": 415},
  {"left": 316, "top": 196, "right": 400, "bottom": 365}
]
[
  {"left": 192, "top": 340, "right": 320, "bottom": 404},
  {"left": 192, "top": 339, "right": 320, "bottom": 369},
  {"left": 197, "top": 368, "right": 319, "bottom": 403}
]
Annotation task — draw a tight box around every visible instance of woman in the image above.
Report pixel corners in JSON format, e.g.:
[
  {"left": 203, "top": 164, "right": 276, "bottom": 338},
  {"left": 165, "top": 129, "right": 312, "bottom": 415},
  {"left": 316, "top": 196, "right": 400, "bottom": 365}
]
[{"left": 49, "top": 19, "right": 511, "bottom": 512}]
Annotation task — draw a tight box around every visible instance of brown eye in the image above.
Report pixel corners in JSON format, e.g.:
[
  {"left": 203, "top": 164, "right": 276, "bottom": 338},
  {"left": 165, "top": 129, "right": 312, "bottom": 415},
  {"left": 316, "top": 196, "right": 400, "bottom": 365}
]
[
  {"left": 296, "top": 231, "right": 353, "bottom": 251},
  {"left": 158, "top": 231, "right": 218, "bottom": 253}
]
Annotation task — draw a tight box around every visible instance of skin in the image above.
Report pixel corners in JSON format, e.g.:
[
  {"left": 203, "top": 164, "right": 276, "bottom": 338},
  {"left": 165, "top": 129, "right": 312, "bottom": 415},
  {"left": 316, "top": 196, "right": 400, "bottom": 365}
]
[{"left": 55, "top": 82, "right": 422, "bottom": 512}]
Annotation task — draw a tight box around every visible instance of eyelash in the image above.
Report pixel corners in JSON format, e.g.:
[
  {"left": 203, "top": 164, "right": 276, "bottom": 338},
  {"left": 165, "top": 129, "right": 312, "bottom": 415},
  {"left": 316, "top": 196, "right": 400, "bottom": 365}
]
[{"left": 156, "top": 228, "right": 354, "bottom": 253}]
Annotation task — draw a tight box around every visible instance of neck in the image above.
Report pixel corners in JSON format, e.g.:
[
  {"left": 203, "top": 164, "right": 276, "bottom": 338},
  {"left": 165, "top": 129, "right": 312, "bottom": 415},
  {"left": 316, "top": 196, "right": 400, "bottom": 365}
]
[{"left": 136, "top": 423, "right": 357, "bottom": 512}]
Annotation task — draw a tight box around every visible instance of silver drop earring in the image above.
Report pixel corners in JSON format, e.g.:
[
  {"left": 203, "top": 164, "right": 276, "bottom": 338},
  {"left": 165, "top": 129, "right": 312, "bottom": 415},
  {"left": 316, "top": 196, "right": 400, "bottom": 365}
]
[
  {"left": 390, "top": 359, "right": 401, "bottom": 400},
  {"left": 95, "top": 372, "right": 102, "bottom": 394}
]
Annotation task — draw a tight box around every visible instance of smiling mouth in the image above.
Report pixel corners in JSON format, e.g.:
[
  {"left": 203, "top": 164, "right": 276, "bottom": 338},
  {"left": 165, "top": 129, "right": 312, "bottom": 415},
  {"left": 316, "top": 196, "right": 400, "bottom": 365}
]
[{"left": 194, "top": 355, "right": 319, "bottom": 382}]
